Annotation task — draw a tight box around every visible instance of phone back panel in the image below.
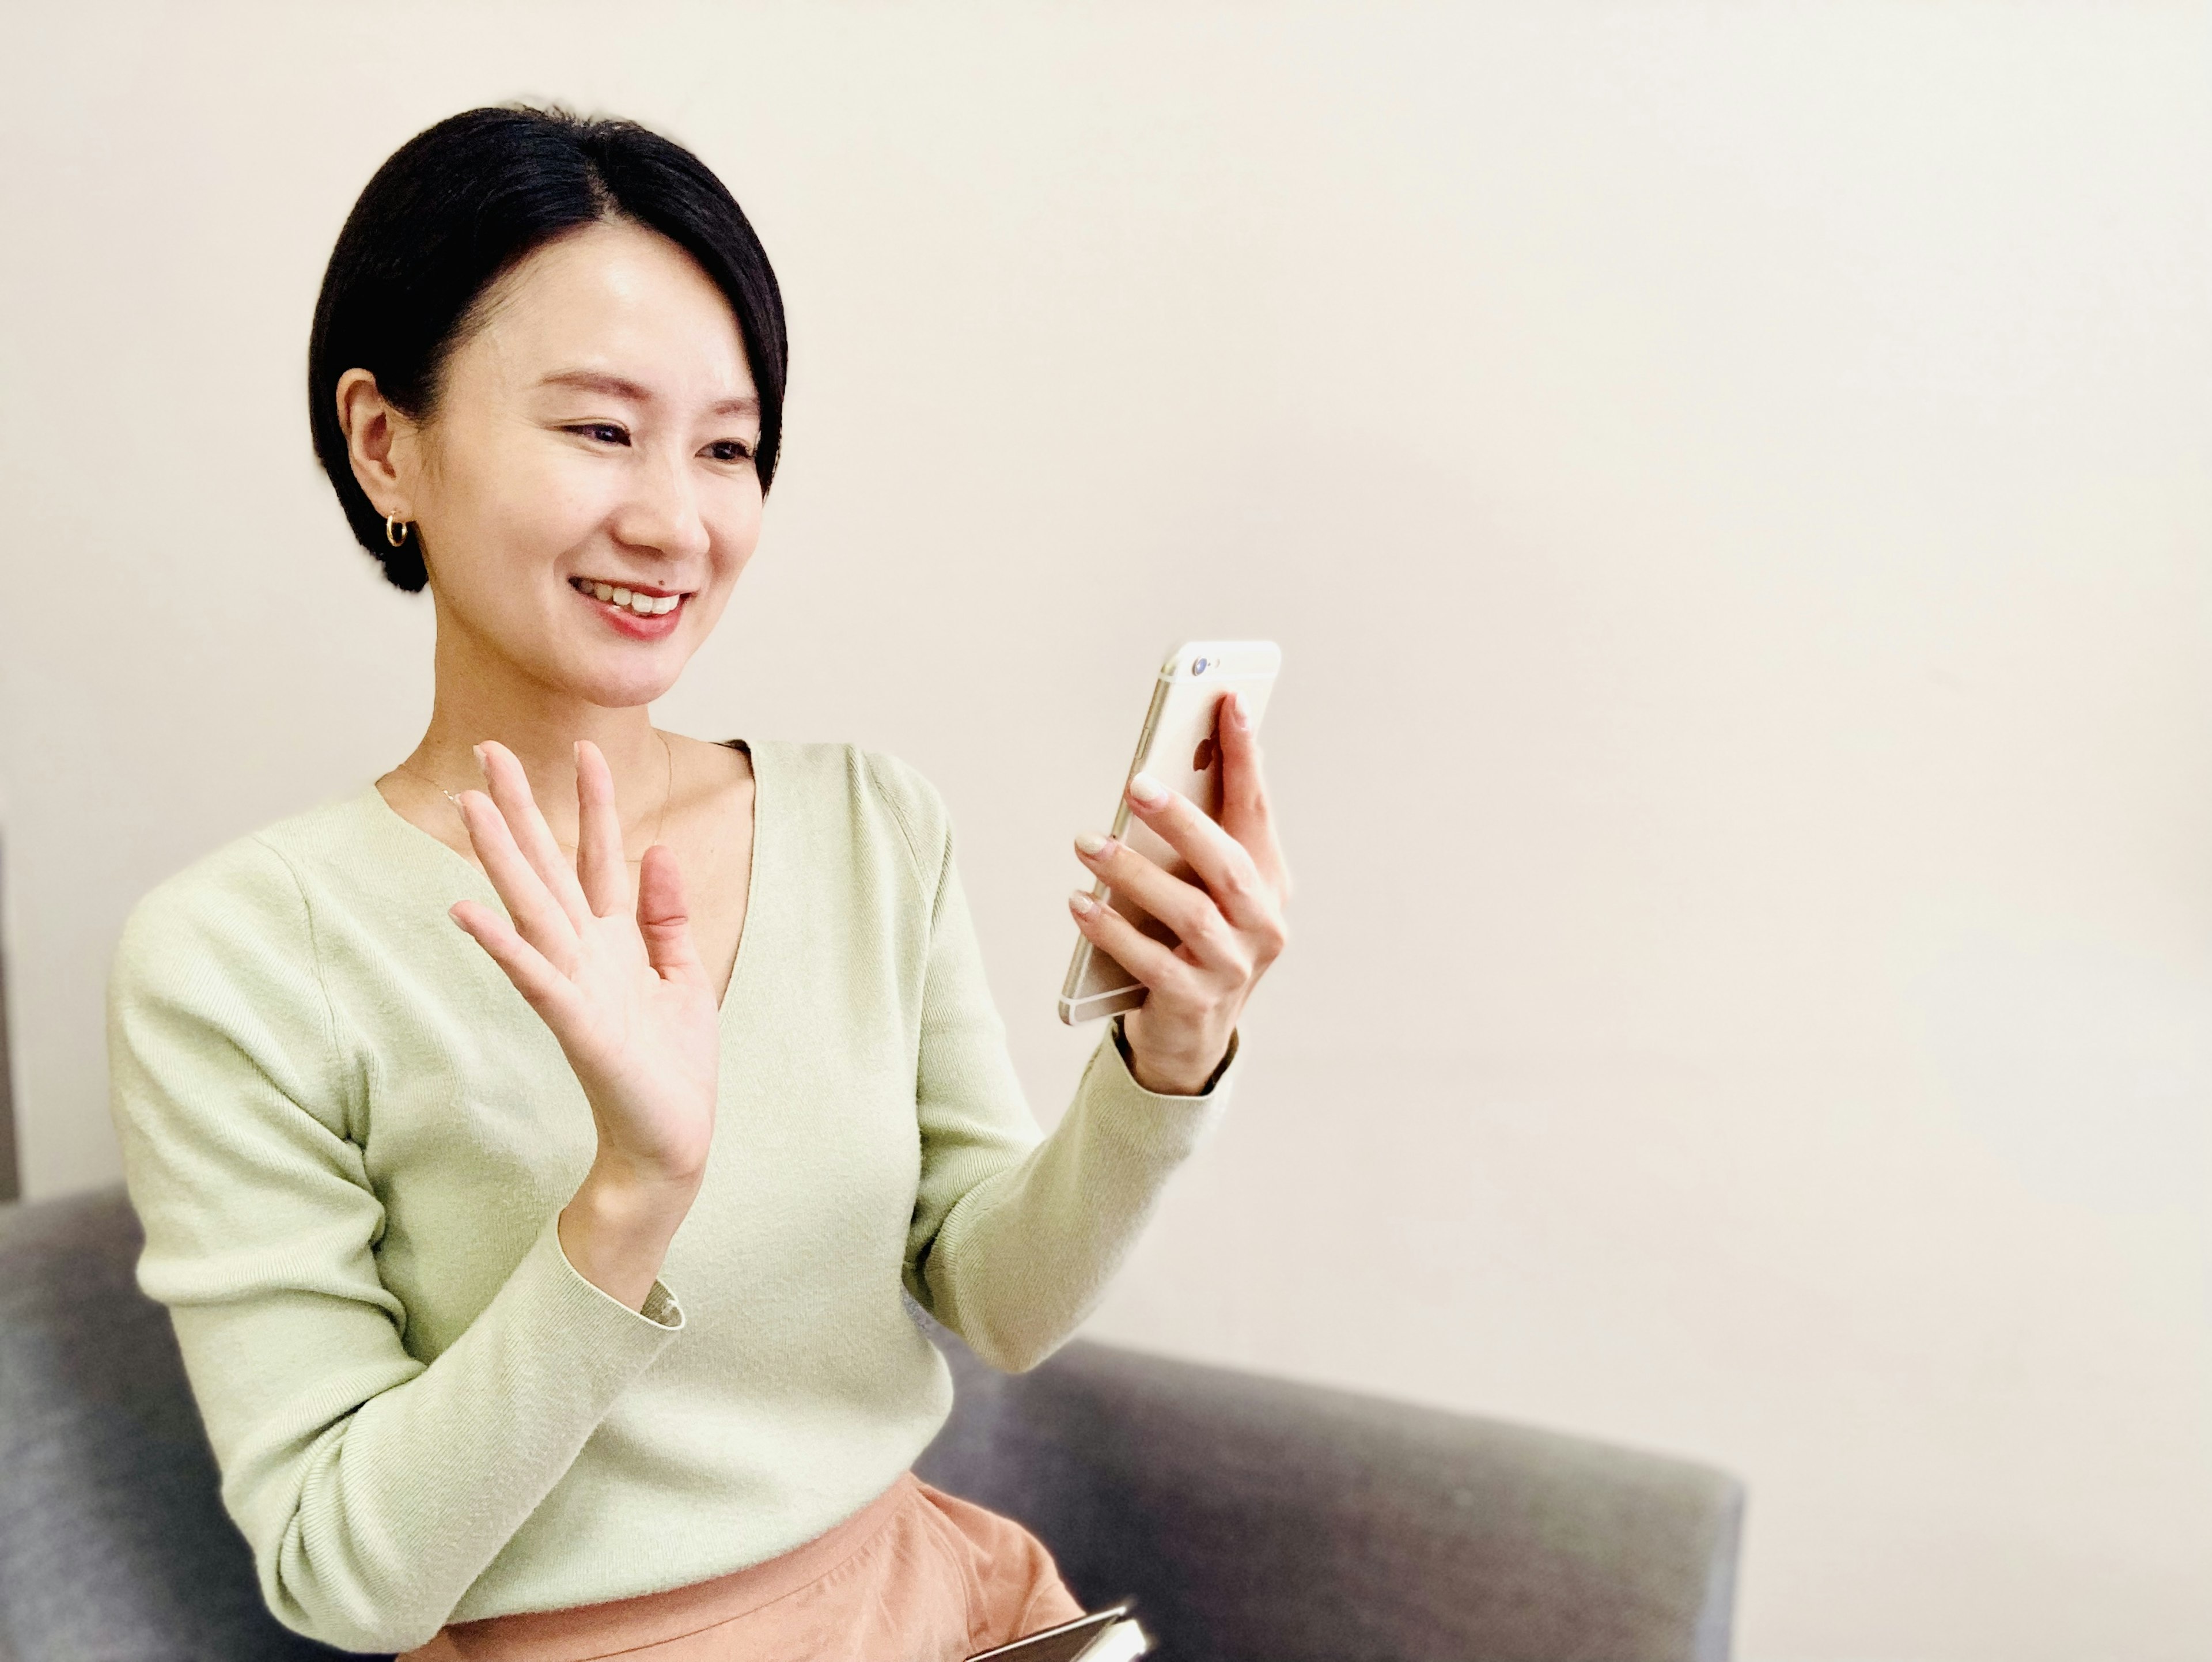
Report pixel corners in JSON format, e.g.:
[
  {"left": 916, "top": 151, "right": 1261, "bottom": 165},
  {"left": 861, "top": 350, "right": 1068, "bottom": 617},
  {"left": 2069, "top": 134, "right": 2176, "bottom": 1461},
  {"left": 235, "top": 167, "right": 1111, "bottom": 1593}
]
[{"left": 1059, "top": 641, "right": 1281, "bottom": 1023}]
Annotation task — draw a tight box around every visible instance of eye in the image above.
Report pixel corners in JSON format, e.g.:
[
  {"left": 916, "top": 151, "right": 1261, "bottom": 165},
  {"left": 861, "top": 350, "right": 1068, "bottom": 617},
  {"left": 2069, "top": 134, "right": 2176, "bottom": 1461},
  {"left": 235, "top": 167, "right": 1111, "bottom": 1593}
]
[
  {"left": 566, "top": 422, "right": 630, "bottom": 446},
  {"left": 704, "top": 439, "right": 757, "bottom": 464}
]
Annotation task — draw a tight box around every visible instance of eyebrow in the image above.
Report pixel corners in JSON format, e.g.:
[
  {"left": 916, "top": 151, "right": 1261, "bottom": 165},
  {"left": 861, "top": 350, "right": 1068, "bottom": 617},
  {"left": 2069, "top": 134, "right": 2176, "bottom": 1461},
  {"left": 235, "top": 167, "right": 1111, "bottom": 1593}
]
[{"left": 536, "top": 369, "right": 760, "bottom": 418}]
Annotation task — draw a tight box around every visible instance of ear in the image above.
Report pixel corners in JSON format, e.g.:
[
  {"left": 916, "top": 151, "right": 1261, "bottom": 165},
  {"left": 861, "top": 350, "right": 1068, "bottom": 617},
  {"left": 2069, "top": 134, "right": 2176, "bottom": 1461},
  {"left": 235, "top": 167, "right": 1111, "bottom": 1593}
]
[{"left": 335, "top": 369, "right": 419, "bottom": 521}]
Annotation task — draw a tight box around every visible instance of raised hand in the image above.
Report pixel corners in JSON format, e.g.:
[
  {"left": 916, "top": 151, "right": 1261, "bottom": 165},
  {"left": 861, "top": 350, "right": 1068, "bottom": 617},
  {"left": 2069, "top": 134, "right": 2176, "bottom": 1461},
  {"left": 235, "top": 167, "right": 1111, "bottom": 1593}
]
[
  {"left": 448, "top": 739, "right": 719, "bottom": 1308},
  {"left": 1067, "top": 691, "right": 1290, "bottom": 1095}
]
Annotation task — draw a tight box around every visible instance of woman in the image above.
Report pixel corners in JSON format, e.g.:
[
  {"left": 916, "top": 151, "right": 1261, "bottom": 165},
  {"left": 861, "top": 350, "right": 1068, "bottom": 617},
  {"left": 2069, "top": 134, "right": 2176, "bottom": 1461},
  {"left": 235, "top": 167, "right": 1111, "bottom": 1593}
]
[{"left": 105, "top": 105, "right": 1287, "bottom": 1661}]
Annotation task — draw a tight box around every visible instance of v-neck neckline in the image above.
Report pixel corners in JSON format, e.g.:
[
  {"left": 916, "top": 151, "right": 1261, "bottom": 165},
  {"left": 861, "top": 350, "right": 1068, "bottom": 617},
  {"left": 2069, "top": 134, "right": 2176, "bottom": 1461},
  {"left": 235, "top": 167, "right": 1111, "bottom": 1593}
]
[{"left": 360, "top": 737, "right": 764, "bottom": 1017}]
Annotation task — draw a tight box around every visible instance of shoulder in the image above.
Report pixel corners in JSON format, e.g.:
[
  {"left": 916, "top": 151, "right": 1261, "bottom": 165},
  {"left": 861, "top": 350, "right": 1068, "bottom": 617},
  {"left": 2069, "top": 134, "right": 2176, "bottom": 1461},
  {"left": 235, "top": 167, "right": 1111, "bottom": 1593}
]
[
  {"left": 112, "top": 793, "right": 383, "bottom": 998},
  {"left": 751, "top": 739, "right": 953, "bottom": 888}
]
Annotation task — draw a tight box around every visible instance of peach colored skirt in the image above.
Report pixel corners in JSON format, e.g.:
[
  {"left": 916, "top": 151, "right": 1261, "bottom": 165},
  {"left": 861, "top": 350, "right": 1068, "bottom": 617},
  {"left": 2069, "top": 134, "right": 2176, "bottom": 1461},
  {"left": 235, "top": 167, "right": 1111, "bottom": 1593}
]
[{"left": 400, "top": 1475, "right": 1083, "bottom": 1662}]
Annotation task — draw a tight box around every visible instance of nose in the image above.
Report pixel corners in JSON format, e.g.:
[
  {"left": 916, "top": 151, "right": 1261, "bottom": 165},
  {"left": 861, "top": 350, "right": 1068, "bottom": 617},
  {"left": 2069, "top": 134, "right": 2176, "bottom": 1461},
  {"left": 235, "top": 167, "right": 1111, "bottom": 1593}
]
[{"left": 611, "top": 444, "right": 711, "bottom": 563}]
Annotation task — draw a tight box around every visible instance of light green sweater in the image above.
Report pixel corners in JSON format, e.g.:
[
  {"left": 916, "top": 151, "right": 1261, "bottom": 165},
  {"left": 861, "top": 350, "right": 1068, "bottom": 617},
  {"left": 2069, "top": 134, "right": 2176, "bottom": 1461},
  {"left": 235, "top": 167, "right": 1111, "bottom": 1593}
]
[{"left": 107, "top": 741, "right": 1229, "bottom": 1653}]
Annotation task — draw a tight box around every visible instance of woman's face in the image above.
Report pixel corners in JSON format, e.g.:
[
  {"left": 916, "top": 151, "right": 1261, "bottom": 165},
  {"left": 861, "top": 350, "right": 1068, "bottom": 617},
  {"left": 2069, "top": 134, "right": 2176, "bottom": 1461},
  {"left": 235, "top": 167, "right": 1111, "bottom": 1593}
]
[{"left": 390, "top": 218, "right": 765, "bottom": 708}]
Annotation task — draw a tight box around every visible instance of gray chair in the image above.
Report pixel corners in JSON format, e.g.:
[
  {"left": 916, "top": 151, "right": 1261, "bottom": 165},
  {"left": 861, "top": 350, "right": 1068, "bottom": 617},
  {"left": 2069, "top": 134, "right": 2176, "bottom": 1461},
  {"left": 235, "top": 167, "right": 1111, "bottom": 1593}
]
[{"left": 0, "top": 1187, "right": 1741, "bottom": 1661}]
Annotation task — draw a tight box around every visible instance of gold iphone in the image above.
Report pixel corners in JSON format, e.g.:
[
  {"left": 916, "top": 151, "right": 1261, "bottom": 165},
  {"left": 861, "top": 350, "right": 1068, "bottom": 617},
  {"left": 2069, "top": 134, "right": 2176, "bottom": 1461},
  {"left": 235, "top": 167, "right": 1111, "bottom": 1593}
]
[{"left": 1058, "top": 640, "right": 1282, "bottom": 1024}]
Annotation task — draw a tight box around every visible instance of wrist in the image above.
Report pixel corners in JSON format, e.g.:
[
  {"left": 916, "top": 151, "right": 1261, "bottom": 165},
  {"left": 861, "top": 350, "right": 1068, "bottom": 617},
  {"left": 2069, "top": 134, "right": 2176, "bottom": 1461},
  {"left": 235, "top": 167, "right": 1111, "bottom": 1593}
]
[
  {"left": 1115, "top": 1012, "right": 1234, "bottom": 1096},
  {"left": 559, "top": 1160, "right": 699, "bottom": 1311}
]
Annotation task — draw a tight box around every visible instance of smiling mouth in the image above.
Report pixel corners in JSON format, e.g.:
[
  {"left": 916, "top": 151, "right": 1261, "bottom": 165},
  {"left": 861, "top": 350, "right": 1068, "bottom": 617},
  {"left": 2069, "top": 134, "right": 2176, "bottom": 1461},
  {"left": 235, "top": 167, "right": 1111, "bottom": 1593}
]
[{"left": 569, "top": 576, "right": 687, "bottom": 617}]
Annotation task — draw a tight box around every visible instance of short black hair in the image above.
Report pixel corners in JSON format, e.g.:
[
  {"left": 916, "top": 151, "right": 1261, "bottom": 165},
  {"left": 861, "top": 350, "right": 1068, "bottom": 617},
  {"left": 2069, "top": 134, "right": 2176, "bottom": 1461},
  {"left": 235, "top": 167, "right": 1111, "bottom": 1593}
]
[{"left": 308, "top": 105, "right": 787, "bottom": 591}]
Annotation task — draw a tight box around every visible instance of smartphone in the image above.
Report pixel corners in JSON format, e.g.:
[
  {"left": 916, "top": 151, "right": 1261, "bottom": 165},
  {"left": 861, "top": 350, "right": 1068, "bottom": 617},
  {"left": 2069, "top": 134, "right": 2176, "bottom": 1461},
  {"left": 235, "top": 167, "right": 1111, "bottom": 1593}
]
[
  {"left": 1058, "top": 641, "right": 1282, "bottom": 1024},
  {"left": 963, "top": 1606, "right": 1137, "bottom": 1662}
]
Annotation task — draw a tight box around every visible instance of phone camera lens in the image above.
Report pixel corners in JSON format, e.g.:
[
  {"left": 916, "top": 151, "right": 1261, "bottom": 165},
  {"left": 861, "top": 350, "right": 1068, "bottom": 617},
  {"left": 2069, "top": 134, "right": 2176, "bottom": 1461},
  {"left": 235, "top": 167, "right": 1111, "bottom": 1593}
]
[{"left": 1192, "top": 657, "right": 1210, "bottom": 676}]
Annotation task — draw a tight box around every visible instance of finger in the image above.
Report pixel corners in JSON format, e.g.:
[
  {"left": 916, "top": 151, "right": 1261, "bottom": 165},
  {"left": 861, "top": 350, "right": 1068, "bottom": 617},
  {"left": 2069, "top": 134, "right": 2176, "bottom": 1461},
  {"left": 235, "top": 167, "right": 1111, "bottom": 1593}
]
[
  {"left": 1074, "top": 832, "right": 1240, "bottom": 971},
  {"left": 450, "top": 900, "right": 584, "bottom": 1025},
  {"left": 1123, "top": 770, "right": 1274, "bottom": 931},
  {"left": 477, "top": 741, "right": 592, "bottom": 930},
  {"left": 1067, "top": 889, "right": 1195, "bottom": 997},
  {"left": 637, "top": 844, "right": 710, "bottom": 990},
  {"left": 574, "top": 741, "right": 627, "bottom": 918},
  {"left": 455, "top": 789, "right": 577, "bottom": 967},
  {"left": 1214, "top": 691, "right": 1290, "bottom": 894}
]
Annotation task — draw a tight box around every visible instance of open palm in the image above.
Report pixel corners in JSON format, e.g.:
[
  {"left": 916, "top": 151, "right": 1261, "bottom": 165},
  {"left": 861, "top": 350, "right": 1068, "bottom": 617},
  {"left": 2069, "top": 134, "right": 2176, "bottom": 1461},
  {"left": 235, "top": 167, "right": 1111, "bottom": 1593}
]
[{"left": 448, "top": 740, "right": 719, "bottom": 1184}]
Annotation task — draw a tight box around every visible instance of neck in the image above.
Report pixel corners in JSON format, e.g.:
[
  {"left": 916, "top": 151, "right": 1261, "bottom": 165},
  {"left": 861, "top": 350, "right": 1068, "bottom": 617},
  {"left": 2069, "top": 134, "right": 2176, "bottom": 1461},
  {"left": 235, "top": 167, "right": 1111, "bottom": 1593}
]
[{"left": 399, "top": 603, "right": 668, "bottom": 842}]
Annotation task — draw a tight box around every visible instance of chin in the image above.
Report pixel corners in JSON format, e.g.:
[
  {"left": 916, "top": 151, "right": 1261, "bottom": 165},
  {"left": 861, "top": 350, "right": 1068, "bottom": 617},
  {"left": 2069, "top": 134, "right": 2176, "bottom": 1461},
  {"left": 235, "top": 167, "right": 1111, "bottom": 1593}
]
[
  {"left": 578, "top": 657, "right": 688, "bottom": 710},
  {"left": 530, "top": 632, "right": 692, "bottom": 710}
]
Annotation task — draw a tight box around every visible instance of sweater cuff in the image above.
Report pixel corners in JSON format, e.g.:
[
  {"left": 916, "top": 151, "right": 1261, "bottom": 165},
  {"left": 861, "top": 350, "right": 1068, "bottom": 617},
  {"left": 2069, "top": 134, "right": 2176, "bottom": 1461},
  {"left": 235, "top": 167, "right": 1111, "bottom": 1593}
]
[
  {"left": 1077, "top": 1023, "right": 1234, "bottom": 1165},
  {"left": 533, "top": 1211, "right": 687, "bottom": 1336}
]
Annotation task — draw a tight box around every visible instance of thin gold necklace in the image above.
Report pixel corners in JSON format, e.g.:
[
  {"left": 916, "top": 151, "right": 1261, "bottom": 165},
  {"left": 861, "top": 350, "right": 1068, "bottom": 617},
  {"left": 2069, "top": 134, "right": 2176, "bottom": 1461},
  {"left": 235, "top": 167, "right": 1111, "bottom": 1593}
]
[{"left": 393, "top": 732, "right": 676, "bottom": 865}]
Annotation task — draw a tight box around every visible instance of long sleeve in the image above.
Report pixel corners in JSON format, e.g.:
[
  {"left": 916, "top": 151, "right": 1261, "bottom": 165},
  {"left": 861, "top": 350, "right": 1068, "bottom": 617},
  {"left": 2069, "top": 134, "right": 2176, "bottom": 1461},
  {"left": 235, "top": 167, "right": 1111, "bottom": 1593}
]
[
  {"left": 107, "top": 837, "right": 683, "bottom": 1654},
  {"left": 874, "top": 758, "right": 1232, "bottom": 1373}
]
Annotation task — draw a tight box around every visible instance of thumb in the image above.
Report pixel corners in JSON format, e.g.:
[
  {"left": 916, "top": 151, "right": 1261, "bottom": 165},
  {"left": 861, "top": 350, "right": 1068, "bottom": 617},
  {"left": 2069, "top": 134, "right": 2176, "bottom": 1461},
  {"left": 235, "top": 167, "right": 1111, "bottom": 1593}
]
[{"left": 637, "top": 845, "right": 708, "bottom": 988}]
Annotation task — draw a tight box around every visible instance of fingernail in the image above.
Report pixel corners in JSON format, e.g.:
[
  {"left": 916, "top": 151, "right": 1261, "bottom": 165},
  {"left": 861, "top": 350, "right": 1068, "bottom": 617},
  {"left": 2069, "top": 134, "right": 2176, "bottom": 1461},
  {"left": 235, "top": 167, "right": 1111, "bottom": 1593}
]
[
  {"left": 1068, "top": 889, "right": 1097, "bottom": 917},
  {"left": 472, "top": 743, "right": 488, "bottom": 771},
  {"left": 1226, "top": 691, "right": 1249, "bottom": 728},
  {"left": 1075, "top": 831, "right": 1113, "bottom": 858},
  {"left": 1128, "top": 772, "right": 1167, "bottom": 807}
]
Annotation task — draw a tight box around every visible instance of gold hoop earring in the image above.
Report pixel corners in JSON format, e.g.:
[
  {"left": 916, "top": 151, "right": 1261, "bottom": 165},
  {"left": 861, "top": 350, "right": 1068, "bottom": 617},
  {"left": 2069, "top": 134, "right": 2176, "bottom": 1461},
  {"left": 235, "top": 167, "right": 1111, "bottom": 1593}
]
[{"left": 385, "top": 514, "right": 411, "bottom": 548}]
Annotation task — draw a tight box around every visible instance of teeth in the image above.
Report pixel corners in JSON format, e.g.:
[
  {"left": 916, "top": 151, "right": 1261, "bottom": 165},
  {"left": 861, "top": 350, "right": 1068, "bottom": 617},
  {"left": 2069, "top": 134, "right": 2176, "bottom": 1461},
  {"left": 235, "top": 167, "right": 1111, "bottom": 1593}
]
[{"left": 574, "top": 578, "right": 681, "bottom": 617}]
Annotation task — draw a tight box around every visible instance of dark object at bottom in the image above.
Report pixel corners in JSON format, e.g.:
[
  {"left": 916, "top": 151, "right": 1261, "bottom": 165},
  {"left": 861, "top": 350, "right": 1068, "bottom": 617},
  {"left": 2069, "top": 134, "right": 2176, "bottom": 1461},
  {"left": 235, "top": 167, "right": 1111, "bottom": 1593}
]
[
  {"left": 0, "top": 1187, "right": 1740, "bottom": 1661},
  {"left": 916, "top": 1320, "right": 1740, "bottom": 1662}
]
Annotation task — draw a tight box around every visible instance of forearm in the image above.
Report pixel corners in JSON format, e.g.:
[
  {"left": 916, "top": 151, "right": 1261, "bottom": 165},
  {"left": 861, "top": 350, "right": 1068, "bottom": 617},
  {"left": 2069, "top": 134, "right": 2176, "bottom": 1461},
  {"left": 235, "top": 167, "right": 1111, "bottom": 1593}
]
[
  {"left": 199, "top": 1213, "right": 682, "bottom": 1652},
  {"left": 918, "top": 1032, "right": 1229, "bottom": 1372}
]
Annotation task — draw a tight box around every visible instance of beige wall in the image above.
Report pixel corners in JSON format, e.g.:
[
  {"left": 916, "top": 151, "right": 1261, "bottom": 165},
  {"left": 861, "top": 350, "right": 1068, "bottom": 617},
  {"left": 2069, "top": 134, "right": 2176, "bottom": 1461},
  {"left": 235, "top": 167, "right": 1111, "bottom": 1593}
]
[{"left": 4, "top": 5, "right": 2208, "bottom": 1657}]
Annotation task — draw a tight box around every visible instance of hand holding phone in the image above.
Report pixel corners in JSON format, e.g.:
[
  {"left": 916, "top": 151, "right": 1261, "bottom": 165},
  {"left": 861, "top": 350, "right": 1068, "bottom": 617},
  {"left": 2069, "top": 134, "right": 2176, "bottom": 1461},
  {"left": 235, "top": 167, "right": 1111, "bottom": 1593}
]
[{"left": 1060, "top": 642, "right": 1290, "bottom": 1095}]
